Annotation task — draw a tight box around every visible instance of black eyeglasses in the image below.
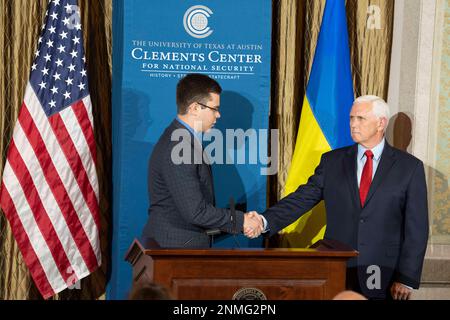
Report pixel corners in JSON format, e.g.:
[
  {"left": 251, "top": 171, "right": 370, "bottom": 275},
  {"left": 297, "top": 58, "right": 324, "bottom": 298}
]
[{"left": 196, "top": 101, "right": 220, "bottom": 113}]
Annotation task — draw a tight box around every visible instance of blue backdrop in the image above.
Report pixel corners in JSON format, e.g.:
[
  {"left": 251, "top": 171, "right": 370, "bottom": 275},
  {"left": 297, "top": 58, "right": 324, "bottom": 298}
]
[{"left": 109, "top": 0, "right": 272, "bottom": 299}]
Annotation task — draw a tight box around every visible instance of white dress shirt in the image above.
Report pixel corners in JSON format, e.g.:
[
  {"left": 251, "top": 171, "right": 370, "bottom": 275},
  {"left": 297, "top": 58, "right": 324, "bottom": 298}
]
[{"left": 356, "top": 138, "right": 385, "bottom": 186}]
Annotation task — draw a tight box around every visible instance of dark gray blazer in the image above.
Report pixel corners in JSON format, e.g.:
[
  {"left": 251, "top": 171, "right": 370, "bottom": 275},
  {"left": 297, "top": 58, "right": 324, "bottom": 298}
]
[
  {"left": 142, "top": 120, "right": 244, "bottom": 248},
  {"left": 263, "top": 142, "right": 429, "bottom": 298}
]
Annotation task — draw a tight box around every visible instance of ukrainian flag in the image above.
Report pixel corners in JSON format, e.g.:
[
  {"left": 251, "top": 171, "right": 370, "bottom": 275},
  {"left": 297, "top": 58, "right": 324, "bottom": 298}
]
[{"left": 280, "top": 0, "right": 354, "bottom": 248}]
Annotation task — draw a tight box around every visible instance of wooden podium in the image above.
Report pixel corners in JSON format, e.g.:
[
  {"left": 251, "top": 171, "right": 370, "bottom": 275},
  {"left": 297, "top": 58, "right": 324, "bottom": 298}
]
[{"left": 125, "top": 238, "right": 358, "bottom": 300}]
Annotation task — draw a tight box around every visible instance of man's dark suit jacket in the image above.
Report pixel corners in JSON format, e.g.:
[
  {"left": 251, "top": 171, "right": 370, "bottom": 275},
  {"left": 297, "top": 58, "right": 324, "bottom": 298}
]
[
  {"left": 142, "top": 120, "right": 244, "bottom": 248},
  {"left": 263, "top": 142, "right": 429, "bottom": 298}
]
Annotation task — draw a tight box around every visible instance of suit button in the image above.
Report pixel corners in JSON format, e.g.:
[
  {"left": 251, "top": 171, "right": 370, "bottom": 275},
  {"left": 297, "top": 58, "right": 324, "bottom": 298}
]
[{"left": 360, "top": 218, "right": 365, "bottom": 223}]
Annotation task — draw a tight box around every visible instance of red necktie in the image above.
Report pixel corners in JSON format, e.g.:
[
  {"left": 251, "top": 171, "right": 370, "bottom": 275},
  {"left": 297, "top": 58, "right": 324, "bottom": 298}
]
[{"left": 359, "top": 150, "right": 374, "bottom": 207}]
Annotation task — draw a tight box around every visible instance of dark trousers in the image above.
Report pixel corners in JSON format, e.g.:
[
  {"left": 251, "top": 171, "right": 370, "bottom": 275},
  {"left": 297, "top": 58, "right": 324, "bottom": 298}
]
[
  {"left": 346, "top": 267, "right": 362, "bottom": 293},
  {"left": 346, "top": 267, "right": 393, "bottom": 300}
]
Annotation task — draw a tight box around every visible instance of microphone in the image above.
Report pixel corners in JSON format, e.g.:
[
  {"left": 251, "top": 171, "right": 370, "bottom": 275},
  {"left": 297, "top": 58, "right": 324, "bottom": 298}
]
[
  {"left": 183, "top": 197, "right": 241, "bottom": 248},
  {"left": 206, "top": 228, "right": 220, "bottom": 248},
  {"left": 183, "top": 229, "right": 221, "bottom": 248},
  {"left": 230, "top": 197, "right": 236, "bottom": 234},
  {"left": 229, "top": 197, "right": 240, "bottom": 248},
  {"left": 206, "top": 229, "right": 221, "bottom": 236}
]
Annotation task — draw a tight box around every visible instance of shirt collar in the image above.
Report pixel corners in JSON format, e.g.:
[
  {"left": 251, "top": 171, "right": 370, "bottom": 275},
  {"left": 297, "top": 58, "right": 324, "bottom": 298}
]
[
  {"left": 176, "top": 117, "right": 203, "bottom": 142},
  {"left": 357, "top": 138, "right": 385, "bottom": 161}
]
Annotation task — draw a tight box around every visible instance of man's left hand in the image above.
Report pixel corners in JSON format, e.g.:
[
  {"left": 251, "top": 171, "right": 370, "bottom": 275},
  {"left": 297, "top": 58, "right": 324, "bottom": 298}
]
[{"left": 390, "top": 282, "right": 412, "bottom": 300}]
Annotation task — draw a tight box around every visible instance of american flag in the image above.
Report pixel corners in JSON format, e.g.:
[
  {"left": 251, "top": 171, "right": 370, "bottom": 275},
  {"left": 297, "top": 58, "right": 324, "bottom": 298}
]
[{"left": 0, "top": 0, "right": 101, "bottom": 299}]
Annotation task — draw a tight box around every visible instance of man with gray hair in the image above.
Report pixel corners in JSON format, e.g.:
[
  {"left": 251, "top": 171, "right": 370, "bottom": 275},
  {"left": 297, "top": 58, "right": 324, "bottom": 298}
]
[{"left": 247, "top": 95, "right": 429, "bottom": 300}]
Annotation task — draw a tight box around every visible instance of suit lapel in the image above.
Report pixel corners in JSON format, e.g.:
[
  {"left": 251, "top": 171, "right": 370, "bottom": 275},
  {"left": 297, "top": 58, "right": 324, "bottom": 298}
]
[
  {"left": 202, "top": 148, "right": 215, "bottom": 200},
  {"left": 202, "top": 150, "right": 216, "bottom": 205},
  {"left": 171, "top": 119, "right": 215, "bottom": 203},
  {"left": 343, "top": 144, "right": 360, "bottom": 209},
  {"left": 363, "top": 142, "right": 396, "bottom": 207},
  {"left": 190, "top": 127, "right": 215, "bottom": 204}
]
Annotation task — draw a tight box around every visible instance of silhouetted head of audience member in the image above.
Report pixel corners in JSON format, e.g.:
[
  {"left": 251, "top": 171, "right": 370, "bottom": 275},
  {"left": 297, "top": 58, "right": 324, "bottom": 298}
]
[
  {"left": 333, "top": 290, "right": 367, "bottom": 300},
  {"left": 128, "top": 282, "right": 173, "bottom": 300}
]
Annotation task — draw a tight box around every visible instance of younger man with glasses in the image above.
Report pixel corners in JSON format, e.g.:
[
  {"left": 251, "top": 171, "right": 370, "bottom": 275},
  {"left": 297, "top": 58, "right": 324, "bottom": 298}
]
[{"left": 141, "top": 73, "right": 262, "bottom": 248}]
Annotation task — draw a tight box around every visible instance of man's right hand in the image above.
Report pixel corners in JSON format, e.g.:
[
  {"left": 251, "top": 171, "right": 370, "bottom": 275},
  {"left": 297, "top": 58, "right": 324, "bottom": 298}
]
[{"left": 243, "top": 211, "right": 263, "bottom": 238}]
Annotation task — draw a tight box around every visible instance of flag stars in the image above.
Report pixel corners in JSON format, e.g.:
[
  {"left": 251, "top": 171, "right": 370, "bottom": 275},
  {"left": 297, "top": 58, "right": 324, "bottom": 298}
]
[
  {"left": 55, "top": 58, "right": 63, "bottom": 67},
  {"left": 50, "top": 86, "right": 59, "bottom": 95},
  {"left": 29, "top": 5, "right": 90, "bottom": 111},
  {"left": 38, "top": 81, "right": 46, "bottom": 90},
  {"left": 65, "top": 3, "right": 73, "bottom": 13}
]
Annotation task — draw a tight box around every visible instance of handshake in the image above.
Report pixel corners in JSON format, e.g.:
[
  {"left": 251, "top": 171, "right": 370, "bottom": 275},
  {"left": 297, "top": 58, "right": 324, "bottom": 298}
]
[{"left": 243, "top": 211, "right": 265, "bottom": 239}]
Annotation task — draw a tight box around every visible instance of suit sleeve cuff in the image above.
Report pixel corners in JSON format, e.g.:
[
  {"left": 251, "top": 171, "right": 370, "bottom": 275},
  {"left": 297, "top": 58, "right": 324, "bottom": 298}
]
[
  {"left": 234, "top": 211, "right": 245, "bottom": 234},
  {"left": 261, "top": 215, "right": 269, "bottom": 233},
  {"left": 394, "top": 271, "right": 420, "bottom": 289},
  {"left": 400, "top": 283, "right": 413, "bottom": 290}
]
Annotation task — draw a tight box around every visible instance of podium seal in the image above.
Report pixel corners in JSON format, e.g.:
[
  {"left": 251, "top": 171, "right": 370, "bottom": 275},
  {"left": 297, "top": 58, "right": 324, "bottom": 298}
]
[{"left": 232, "top": 287, "right": 267, "bottom": 300}]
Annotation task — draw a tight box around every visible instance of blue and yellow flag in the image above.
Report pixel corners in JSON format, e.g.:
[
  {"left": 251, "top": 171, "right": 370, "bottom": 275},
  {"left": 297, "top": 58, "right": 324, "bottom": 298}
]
[{"left": 280, "top": 0, "right": 354, "bottom": 248}]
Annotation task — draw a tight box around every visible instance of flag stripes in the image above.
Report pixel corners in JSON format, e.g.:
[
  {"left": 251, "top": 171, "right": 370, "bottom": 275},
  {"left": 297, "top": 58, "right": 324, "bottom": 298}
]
[
  {"left": 0, "top": 183, "right": 57, "bottom": 296},
  {"left": 0, "top": 0, "right": 101, "bottom": 299}
]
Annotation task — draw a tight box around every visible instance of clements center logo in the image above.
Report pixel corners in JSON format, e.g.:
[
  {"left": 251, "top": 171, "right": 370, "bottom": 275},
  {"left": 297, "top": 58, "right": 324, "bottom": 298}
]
[{"left": 183, "top": 5, "right": 214, "bottom": 39}]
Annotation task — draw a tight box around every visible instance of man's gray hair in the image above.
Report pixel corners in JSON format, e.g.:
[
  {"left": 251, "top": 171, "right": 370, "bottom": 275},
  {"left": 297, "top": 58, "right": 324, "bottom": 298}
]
[{"left": 354, "top": 95, "right": 390, "bottom": 122}]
